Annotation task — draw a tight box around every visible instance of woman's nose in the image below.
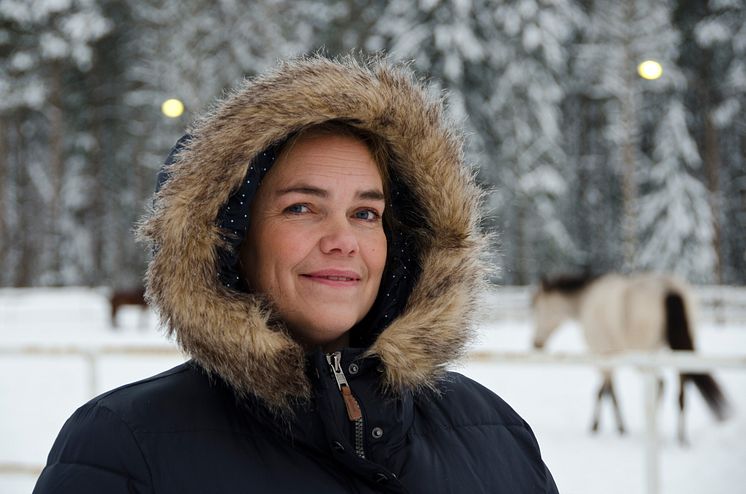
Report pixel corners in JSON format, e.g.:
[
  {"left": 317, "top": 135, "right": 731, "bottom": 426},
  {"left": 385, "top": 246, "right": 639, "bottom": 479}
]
[{"left": 318, "top": 218, "right": 359, "bottom": 256}]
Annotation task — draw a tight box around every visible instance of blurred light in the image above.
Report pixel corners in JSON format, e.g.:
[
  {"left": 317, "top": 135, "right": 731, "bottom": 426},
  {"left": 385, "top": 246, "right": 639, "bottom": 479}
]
[
  {"left": 161, "top": 98, "right": 184, "bottom": 118},
  {"left": 637, "top": 60, "right": 663, "bottom": 80}
]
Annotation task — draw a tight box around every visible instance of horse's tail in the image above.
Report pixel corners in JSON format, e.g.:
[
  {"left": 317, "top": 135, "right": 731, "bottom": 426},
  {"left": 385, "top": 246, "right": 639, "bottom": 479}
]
[
  {"left": 664, "top": 291, "right": 694, "bottom": 351},
  {"left": 683, "top": 373, "right": 730, "bottom": 421},
  {"left": 665, "top": 291, "right": 731, "bottom": 421}
]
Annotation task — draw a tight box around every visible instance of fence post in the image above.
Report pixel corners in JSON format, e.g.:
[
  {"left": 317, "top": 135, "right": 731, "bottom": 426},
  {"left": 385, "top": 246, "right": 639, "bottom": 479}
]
[
  {"left": 84, "top": 351, "right": 97, "bottom": 398},
  {"left": 642, "top": 368, "right": 660, "bottom": 494}
]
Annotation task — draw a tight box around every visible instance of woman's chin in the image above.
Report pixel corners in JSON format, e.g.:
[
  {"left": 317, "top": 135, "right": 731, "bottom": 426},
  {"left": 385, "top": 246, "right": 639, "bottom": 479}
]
[
  {"left": 319, "top": 336, "right": 349, "bottom": 353},
  {"left": 283, "top": 316, "right": 353, "bottom": 350}
]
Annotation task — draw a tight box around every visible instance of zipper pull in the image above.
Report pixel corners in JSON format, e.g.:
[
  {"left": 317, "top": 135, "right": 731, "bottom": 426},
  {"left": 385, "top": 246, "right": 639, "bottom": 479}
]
[{"left": 326, "top": 352, "right": 362, "bottom": 421}]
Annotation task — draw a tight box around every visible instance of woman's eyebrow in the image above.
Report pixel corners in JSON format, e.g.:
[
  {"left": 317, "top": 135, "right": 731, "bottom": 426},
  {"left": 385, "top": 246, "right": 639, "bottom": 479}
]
[
  {"left": 357, "top": 190, "right": 385, "bottom": 201},
  {"left": 275, "top": 185, "right": 384, "bottom": 201},
  {"left": 275, "top": 185, "right": 327, "bottom": 198}
]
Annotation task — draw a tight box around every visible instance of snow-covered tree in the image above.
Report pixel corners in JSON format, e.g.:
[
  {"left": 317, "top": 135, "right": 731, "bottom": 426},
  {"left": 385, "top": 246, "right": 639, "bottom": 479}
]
[
  {"left": 689, "top": 0, "right": 746, "bottom": 283},
  {"left": 577, "top": 0, "right": 683, "bottom": 271},
  {"left": 365, "top": 0, "right": 583, "bottom": 283},
  {"left": 637, "top": 100, "right": 715, "bottom": 281},
  {"left": 95, "top": 0, "right": 312, "bottom": 287},
  {"left": 0, "top": 0, "right": 111, "bottom": 285},
  {"left": 361, "top": 0, "right": 488, "bottom": 149},
  {"left": 475, "top": 0, "right": 583, "bottom": 283},
  {"left": 1, "top": 0, "right": 744, "bottom": 287}
]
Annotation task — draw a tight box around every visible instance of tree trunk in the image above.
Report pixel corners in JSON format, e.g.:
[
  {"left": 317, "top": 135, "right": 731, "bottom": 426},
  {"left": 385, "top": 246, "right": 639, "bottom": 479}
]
[
  {"left": 692, "top": 47, "right": 724, "bottom": 284},
  {"left": 48, "top": 62, "right": 65, "bottom": 284},
  {"left": 90, "top": 65, "right": 105, "bottom": 285},
  {"left": 737, "top": 131, "right": 746, "bottom": 284},
  {"left": 0, "top": 116, "right": 7, "bottom": 276},
  {"left": 703, "top": 112, "right": 722, "bottom": 283},
  {"left": 620, "top": 1, "right": 639, "bottom": 272},
  {"left": 515, "top": 195, "right": 527, "bottom": 285},
  {"left": 14, "top": 114, "right": 34, "bottom": 287},
  {"left": 577, "top": 95, "right": 591, "bottom": 262}
]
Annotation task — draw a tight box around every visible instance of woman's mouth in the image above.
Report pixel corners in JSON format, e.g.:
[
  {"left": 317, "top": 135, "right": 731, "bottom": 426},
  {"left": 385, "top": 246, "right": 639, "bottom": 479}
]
[{"left": 302, "top": 270, "right": 362, "bottom": 286}]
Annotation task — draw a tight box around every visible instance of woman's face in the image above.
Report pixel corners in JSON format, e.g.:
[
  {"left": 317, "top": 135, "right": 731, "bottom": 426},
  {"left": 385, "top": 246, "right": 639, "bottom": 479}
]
[{"left": 241, "top": 133, "right": 387, "bottom": 351}]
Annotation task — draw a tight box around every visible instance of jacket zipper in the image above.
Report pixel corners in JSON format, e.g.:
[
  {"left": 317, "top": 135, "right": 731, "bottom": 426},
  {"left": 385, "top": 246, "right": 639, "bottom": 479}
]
[{"left": 326, "top": 351, "right": 366, "bottom": 459}]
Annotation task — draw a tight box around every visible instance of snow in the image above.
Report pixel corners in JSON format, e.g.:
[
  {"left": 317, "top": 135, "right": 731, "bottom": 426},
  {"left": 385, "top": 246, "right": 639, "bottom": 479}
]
[
  {"left": 1, "top": 288, "right": 745, "bottom": 493},
  {"left": 463, "top": 322, "right": 746, "bottom": 494},
  {"left": 39, "top": 32, "right": 69, "bottom": 59},
  {"left": 694, "top": 18, "right": 731, "bottom": 47},
  {"left": 637, "top": 100, "right": 716, "bottom": 282}
]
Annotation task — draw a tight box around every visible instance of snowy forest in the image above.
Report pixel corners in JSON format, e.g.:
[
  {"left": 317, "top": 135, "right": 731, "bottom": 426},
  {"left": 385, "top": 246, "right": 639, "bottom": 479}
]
[{"left": 1, "top": 0, "right": 745, "bottom": 288}]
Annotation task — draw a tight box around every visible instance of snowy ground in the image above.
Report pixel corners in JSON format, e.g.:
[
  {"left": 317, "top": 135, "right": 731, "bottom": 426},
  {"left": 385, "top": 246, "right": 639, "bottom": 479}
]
[{"left": 1, "top": 288, "right": 744, "bottom": 494}]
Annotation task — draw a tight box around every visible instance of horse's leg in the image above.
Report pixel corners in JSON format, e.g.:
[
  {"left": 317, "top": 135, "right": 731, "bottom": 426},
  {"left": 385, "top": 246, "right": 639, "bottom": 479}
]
[
  {"left": 591, "top": 375, "right": 605, "bottom": 433},
  {"left": 110, "top": 301, "right": 119, "bottom": 329},
  {"left": 678, "top": 373, "right": 689, "bottom": 446},
  {"left": 591, "top": 371, "right": 611, "bottom": 433},
  {"left": 657, "top": 376, "right": 665, "bottom": 405},
  {"left": 607, "top": 375, "right": 626, "bottom": 435}
]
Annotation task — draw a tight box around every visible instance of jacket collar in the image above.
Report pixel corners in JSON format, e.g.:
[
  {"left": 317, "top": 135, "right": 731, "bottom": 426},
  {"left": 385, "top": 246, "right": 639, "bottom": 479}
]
[{"left": 263, "top": 349, "right": 415, "bottom": 467}]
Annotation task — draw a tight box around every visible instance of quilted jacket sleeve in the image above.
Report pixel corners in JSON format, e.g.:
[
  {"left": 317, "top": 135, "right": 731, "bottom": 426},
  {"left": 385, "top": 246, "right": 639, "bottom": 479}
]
[
  {"left": 545, "top": 464, "right": 559, "bottom": 494},
  {"left": 33, "top": 402, "right": 152, "bottom": 494}
]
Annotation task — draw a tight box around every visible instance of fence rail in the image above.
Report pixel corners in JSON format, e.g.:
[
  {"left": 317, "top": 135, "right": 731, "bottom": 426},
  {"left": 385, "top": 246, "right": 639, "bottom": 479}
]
[
  {"left": 2, "top": 344, "right": 745, "bottom": 494},
  {"left": 468, "top": 349, "right": 746, "bottom": 370}
]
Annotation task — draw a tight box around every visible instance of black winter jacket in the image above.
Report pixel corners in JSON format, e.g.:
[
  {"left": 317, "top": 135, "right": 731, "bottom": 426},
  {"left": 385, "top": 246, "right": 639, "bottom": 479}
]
[
  {"left": 34, "top": 56, "right": 558, "bottom": 493},
  {"left": 35, "top": 354, "right": 556, "bottom": 493}
]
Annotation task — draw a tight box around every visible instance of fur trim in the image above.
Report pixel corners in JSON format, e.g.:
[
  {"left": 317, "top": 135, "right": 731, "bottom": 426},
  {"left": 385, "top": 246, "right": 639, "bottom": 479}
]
[{"left": 138, "top": 55, "right": 488, "bottom": 411}]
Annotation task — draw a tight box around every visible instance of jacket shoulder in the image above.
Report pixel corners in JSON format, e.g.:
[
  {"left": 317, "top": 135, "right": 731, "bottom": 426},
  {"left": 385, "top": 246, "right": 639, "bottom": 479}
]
[
  {"left": 413, "top": 371, "right": 539, "bottom": 449},
  {"left": 432, "top": 371, "right": 528, "bottom": 428},
  {"left": 90, "top": 361, "right": 233, "bottom": 432},
  {"left": 412, "top": 372, "right": 558, "bottom": 494},
  {"left": 34, "top": 363, "right": 240, "bottom": 494},
  {"left": 34, "top": 392, "right": 153, "bottom": 493}
]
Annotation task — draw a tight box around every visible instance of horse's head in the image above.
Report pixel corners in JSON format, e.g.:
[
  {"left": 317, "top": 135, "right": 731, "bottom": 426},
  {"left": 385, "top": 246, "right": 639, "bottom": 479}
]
[{"left": 530, "top": 282, "right": 575, "bottom": 350}]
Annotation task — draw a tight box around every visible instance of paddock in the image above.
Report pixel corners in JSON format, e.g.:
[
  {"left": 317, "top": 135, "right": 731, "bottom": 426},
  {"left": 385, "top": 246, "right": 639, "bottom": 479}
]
[{"left": 1, "top": 287, "right": 745, "bottom": 494}]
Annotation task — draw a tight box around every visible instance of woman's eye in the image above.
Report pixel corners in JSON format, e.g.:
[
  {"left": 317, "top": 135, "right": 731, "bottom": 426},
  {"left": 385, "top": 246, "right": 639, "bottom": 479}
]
[
  {"left": 285, "top": 204, "right": 310, "bottom": 214},
  {"left": 354, "top": 209, "right": 380, "bottom": 221}
]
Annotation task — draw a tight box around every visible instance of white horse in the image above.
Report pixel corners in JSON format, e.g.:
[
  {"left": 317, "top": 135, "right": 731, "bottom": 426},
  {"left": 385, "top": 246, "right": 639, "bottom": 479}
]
[{"left": 531, "top": 272, "right": 730, "bottom": 443}]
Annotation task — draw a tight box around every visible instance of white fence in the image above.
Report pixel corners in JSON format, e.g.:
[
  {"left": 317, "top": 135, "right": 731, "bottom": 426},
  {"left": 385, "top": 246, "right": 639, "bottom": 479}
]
[{"left": 2, "top": 344, "right": 745, "bottom": 494}]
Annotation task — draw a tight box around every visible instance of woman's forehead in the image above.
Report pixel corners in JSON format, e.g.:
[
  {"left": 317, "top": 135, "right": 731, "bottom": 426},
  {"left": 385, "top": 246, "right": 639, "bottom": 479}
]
[{"left": 262, "top": 133, "right": 384, "bottom": 191}]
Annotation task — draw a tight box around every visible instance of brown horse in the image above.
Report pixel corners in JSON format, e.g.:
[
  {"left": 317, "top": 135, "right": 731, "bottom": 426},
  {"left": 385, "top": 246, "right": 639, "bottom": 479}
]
[
  {"left": 109, "top": 287, "right": 148, "bottom": 328},
  {"left": 531, "top": 272, "right": 730, "bottom": 444}
]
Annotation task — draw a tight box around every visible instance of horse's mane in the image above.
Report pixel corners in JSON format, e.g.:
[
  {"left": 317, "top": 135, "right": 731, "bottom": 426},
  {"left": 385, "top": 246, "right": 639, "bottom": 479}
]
[{"left": 540, "top": 272, "right": 601, "bottom": 294}]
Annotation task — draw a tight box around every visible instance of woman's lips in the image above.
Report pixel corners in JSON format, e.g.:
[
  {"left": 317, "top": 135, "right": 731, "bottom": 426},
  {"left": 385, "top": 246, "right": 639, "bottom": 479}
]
[{"left": 301, "top": 269, "right": 361, "bottom": 287}]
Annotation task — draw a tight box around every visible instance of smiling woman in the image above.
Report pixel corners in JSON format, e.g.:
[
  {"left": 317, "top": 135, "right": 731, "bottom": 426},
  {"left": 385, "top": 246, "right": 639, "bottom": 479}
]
[
  {"left": 33, "top": 56, "right": 558, "bottom": 494},
  {"left": 240, "top": 126, "right": 389, "bottom": 351}
]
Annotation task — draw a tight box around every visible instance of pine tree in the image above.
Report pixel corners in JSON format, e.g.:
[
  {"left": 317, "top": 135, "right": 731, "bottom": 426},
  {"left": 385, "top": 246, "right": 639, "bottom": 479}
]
[
  {"left": 475, "top": 0, "right": 583, "bottom": 283},
  {"left": 101, "top": 0, "right": 309, "bottom": 288},
  {"left": 0, "top": 0, "right": 111, "bottom": 285},
  {"left": 637, "top": 100, "right": 715, "bottom": 281},
  {"left": 365, "top": 0, "right": 583, "bottom": 283},
  {"left": 687, "top": 0, "right": 746, "bottom": 283},
  {"left": 577, "top": 0, "right": 682, "bottom": 272}
]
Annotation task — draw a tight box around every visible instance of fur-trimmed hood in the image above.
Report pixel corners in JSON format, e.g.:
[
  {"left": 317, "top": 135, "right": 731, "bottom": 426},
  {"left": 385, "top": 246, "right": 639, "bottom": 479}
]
[{"left": 138, "top": 56, "right": 488, "bottom": 412}]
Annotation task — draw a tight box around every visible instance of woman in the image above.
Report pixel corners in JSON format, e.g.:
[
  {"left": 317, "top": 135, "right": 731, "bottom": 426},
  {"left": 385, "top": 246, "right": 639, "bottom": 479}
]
[{"left": 34, "top": 56, "right": 558, "bottom": 493}]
